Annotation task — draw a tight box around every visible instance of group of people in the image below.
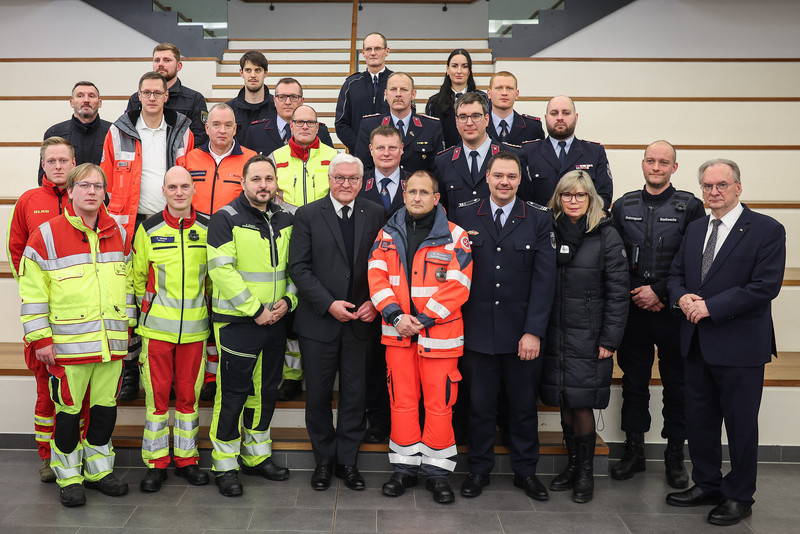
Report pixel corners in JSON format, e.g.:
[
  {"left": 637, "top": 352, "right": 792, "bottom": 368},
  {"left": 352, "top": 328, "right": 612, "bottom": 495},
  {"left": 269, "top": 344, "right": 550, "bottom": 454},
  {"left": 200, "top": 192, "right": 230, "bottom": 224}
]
[{"left": 8, "top": 34, "right": 785, "bottom": 528}]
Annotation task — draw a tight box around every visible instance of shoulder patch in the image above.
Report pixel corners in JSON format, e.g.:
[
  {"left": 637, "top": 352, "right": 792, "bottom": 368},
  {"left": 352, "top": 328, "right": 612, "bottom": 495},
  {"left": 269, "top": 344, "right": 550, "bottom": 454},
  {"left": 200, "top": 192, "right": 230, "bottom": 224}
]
[
  {"left": 522, "top": 114, "right": 541, "bottom": 121},
  {"left": 412, "top": 116, "right": 422, "bottom": 128},
  {"left": 526, "top": 201, "right": 549, "bottom": 212},
  {"left": 451, "top": 146, "right": 461, "bottom": 161},
  {"left": 458, "top": 198, "right": 481, "bottom": 209},
  {"left": 200, "top": 111, "right": 208, "bottom": 124}
]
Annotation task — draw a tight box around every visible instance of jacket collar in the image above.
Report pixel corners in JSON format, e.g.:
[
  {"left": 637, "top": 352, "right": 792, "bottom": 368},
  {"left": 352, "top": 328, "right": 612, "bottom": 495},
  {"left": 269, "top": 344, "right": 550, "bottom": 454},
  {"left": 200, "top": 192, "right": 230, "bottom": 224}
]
[
  {"left": 198, "top": 139, "right": 245, "bottom": 157},
  {"left": 289, "top": 136, "right": 320, "bottom": 161},
  {"left": 162, "top": 206, "right": 197, "bottom": 229},
  {"left": 41, "top": 176, "right": 68, "bottom": 197},
  {"left": 65, "top": 202, "right": 117, "bottom": 236}
]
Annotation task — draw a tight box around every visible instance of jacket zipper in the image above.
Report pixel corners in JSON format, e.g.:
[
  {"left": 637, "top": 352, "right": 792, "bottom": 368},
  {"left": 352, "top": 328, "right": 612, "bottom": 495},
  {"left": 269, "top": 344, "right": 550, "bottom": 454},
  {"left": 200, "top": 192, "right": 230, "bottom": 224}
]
[
  {"left": 178, "top": 219, "right": 185, "bottom": 343},
  {"left": 302, "top": 161, "right": 308, "bottom": 205},
  {"left": 210, "top": 157, "right": 222, "bottom": 214}
]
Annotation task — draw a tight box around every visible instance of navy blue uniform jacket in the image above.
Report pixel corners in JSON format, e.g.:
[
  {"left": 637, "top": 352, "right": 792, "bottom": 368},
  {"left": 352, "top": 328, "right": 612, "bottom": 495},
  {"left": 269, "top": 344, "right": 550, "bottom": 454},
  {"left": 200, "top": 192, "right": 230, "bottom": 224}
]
[
  {"left": 243, "top": 116, "right": 333, "bottom": 155},
  {"left": 353, "top": 113, "right": 444, "bottom": 174},
  {"left": 487, "top": 112, "right": 544, "bottom": 146},
  {"left": 335, "top": 69, "right": 393, "bottom": 153}
]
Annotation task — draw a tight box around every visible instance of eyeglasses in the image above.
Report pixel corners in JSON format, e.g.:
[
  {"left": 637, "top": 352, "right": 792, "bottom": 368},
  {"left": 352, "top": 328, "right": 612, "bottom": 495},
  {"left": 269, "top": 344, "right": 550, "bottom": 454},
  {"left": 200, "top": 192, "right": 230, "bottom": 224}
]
[
  {"left": 406, "top": 189, "right": 433, "bottom": 198},
  {"left": 456, "top": 113, "right": 486, "bottom": 124},
  {"left": 701, "top": 182, "right": 735, "bottom": 193},
  {"left": 333, "top": 175, "right": 361, "bottom": 185},
  {"left": 292, "top": 120, "right": 317, "bottom": 128},
  {"left": 561, "top": 192, "right": 588, "bottom": 202},
  {"left": 73, "top": 182, "right": 105, "bottom": 191},
  {"left": 363, "top": 47, "right": 386, "bottom": 53},
  {"left": 275, "top": 94, "right": 302, "bottom": 102},
  {"left": 140, "top": 90, "right": 166, "bottom": 100}
]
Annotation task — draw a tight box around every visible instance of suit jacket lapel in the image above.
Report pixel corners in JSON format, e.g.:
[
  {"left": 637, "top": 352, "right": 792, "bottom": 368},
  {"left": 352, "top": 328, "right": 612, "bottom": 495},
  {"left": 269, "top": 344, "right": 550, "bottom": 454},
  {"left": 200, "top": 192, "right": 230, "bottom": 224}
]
[
  {"left": 455, "top": 150, "right": 474, "bottom": 187},
  {"left": 497, "top": 198, "right": 525, "bottom": 242},
  {"left": 542, "top": 138, "right": 561, "bottom": 173},
  {"left": 321, "top": 198, "right": 348, "bottom": 262},
  {"left": 352, "top": 198, "right": 366, "bottom": 262},
  {"left": 507, "top": 112, "right": 524, "bottom": 144},
  {"left": 701, "top": 208, "right": 752, "bottom": 285},
  {"left": 562, "top": 139, "right": 584, "bottom": 173},
  {"left": 477, "top": 199, "right": 498, "bottom": 240}
]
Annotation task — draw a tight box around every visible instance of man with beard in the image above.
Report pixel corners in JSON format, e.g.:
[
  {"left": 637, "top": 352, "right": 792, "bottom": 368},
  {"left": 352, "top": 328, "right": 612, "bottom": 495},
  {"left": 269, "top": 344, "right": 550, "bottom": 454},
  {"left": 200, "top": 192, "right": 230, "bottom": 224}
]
[
  {"left": 127, "top": 43, "right": 208, "bottom": 147},
  {"left": 521, "top": 95, "right": 612, "bottom": 208},
  {"left": 38, "top": 82, "right": 110, "bottom": 185},
  {"left": 226, "top": 51, "right": 275, "bottom": 146}
]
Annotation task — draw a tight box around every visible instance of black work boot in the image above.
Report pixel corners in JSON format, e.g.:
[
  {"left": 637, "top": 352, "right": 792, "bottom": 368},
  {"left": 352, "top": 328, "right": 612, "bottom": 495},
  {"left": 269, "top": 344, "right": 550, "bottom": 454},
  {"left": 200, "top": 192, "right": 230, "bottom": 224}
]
[
  {"left": 572, "top": 432, "right": 596, "bottom": 503},
  {"left": 664, "top": 440, "right": 690, "bottom": 489},
  {"left": 276, "top": 379, "right": 302, "bottom": 402},
  {"left": 550, "top": 422, "right": 578, "bottom": 491},
  {"left": 610, "top": 432, "right": 646, "bottom": 480},
  {"left": 117, "top": 359, "right": 140, "bottom": 401}
]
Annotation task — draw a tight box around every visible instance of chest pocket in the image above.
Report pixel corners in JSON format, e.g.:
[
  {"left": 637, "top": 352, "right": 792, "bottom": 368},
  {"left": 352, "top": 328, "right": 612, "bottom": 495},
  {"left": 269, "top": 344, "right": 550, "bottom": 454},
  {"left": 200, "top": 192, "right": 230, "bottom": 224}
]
[
  {"left": 515, "top": 240, "right": 535, "bottom": 271},
  {"left": 467, "top": 234, "right": 483, "bottom": 248},
  {"left": 425, "top": 250, "right": 452, "bottom": 283}
]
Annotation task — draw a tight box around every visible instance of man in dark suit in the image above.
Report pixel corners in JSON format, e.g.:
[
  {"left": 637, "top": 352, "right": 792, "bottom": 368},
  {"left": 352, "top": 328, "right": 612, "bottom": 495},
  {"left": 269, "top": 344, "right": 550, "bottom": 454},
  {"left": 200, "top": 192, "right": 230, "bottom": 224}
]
[
  {"left": 486, "top": 71, "right": 544, "bottom": 146},
  {"left": 243, "top": 77, "right": 333, "bottom": 155},
  {"left": 521, "top": 95, "right": 612, "bottom": 208},
  {"left": 434, "top": 92, "right": 529, "bottom": 219},
  {"left": 455, "top": 151, "right": 556, "bottom": 501},
  {"left": 288, "top": 153, "right": 386, "bottom": 491},
  {"left": 354, "top": 72, "right": 444, "bottom": 175},
  {"left": 666, "top": 158, "right": 785, "bottom": 526}
]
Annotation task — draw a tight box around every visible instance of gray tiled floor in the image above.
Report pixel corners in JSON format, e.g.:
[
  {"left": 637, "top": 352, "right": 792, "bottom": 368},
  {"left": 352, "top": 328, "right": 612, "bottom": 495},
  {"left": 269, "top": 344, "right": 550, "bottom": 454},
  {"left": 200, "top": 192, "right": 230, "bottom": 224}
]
[{"left": 0, "top": 450, "right": 797, "bottom": 533}]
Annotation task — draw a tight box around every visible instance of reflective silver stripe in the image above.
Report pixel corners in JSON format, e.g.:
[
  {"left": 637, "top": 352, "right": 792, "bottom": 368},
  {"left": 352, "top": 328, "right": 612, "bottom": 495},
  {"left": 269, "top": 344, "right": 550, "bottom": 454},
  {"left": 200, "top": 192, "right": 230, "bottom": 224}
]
[
  {"left": 23, "top": 316, "right": 51, "bottom": 335},
  {"left": 389, "top": 440, "right": 421, "bottom": 456},
  {"left": 449, "top": 227, "right": 463, "bottom": 243},
  {"left": 205, "top": 361, "right": 218, "bottom": 374},
  {"left": 51, "top": 321, "right": 102, "bottom": 336},
  {"left": 381, "top": 324, "right": 400, "bottom": 337},
  {"left": 206, "top": 345, "right": 218, "bottom": 356},
  {"left": 126, "top": 294, "right": 136, "bottom": 304},
  {"left": 126, "top": 307, "right": 137, "bottom": 319},
  {"left": 426, "top": 298, "right": 451, "bottom": 319},
  {"left": 242, "top": 429, "right": 272, "bottom": 456},
  {"left": 40, "top": 222, "right": 57, "bottom": 258},
  {"left": 21, "top": 303, "right": 49, "bottom": 315},
  {"left": 51, "top": 447, "right": 83, "bottom": 480},
  {"left": 54, "top": 340, "right": 103, "bottom": 354},
  {"left": 411, "top": 286, "right": 438, "bottom": 298},
  {"left": 218, "top": 204, "right": 238, "bottom": 216},
  {"left": 155, "top": 293, "right": 207, "bottom": 310},
  {"left": 144, "top": 419, "right": 168, "bottom": 433},
  {"left": 110, "top": 125, "right": 136, "bottom": 162},
  {"left": 142, "top": 434, "right": 170, "bottom": 452},
  {"left": 109, "top": 339, "right": 128, "bottom": 352},
  {"left": 208, "top": 255, "right": 235, "bottom": 269},
  {"left": 96, "top": 252, "right": 125, "bottom": 263},
  {"left": 229, "top": 288, "right": 252, "bottom": 307},
  {"left": 419, "top": 443, "right": 457, "bottom": 459},
  {"left": 24, "top": 247, "right": 93, "bottom": 271},
  {"left": 371, "top": 288, "right": 395, "bottom": 306},
  {"left": 213, "top": 440, "right": 240, "bottom": 455},
  {"left": 83, "top": 442, "right": 114, "bottom": 475},
  {"left": 284, "top": 353, "right": 302, "bottom": 370},
  {"left": 175, "top": 418, "right": 199, "bottom": 432},
  {"left": 417, "top": 335, "right": 463, "bottom": 350},
  {"left": 213, "top": 456, "right": 240, "bottom": 472},
  {"left": 388, "top": 453, "right": 422, "bottom": 466},
  {"left": 389, "top": 275, "right": 401, "bottom": 286},
  {"left": 174, "top": 434, "right": 197, "bottom": 452},
  {"left": 421, "top": 456, "right": 457, "bottom": 472},
  {"left": 445, "top": 270, "right": 471, "bottom": 289},
  {"left": 240, "top": 270, "right": 286, "bottom": 283},
  {"left": 35, "top": 432, "right": 51, "bottom": 441},
  {"left": 104, "top": 319, "right": 129, "bottom": 332},
  {"left": 285, "top": 283, "right": 297, "bottom": 295},
  {"left": 145, "top": 219, "right": 167, "bottom": 235},
  {"left": 141, "top": 315, "right": 209, "bottom": 335},
  {"left": 34, "top": 415, "right": 54, "bottom": 424},
  {"left": 368, "top": 259, "right": 388, "bottom": 271}
]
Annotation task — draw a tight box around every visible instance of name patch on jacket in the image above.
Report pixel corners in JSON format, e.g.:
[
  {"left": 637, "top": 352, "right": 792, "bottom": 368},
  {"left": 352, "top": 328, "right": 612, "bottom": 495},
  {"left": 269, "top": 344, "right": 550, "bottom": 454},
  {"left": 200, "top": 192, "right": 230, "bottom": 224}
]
[
  {"left": 659, "top": 217, "right": 678, "bottom": 222},
  {"left": 151, "top": 236, "right": 175, "bottom": 243},
  {"left": 190, "top": 170, "right": 207, "bottom": 177},
  {"left": 625, "top": 216, "right": 643, "bottom": 221},
  {"left": 427, "top": 251, "right": 452, "bottom": 262}
]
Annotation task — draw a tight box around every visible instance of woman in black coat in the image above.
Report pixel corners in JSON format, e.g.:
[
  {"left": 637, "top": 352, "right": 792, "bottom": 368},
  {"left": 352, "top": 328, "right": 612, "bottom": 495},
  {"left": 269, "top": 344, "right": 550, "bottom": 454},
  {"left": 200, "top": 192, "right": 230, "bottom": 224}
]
[
  {"left": 425, "top": 49, "right": 487, "bottom": 149},
  {"left": 542, "top": 170, "right": 629, "bottom": 503}
]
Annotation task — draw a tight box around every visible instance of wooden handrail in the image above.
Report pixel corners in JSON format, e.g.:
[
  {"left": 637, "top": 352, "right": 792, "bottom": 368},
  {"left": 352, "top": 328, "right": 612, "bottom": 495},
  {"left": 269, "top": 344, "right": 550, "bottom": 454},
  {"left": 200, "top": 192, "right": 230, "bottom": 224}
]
[{"left": 350, "top": 0, "right": 358, "bottom": 74}]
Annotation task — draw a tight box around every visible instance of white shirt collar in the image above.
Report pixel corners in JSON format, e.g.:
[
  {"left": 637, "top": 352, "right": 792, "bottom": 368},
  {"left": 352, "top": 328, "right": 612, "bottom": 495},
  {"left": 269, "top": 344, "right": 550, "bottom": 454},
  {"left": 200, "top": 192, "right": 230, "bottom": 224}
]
[
  {"left": 135, "top": 114, "right": 167, "bottom": 132},
  {"left": 329, "top": 193, "right": 355, "bottom": 218},
  {"left": 711, "top": 201, "right": 743, "bottom": 230},
  {"left": 550, "top": 135, "right": 575, "bottom": 154}
]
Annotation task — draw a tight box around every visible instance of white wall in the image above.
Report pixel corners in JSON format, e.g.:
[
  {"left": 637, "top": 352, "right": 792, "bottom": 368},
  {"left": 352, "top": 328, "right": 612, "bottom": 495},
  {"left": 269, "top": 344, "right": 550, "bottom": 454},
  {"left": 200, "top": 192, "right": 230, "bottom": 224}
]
[
  {"left": 0, "top": 0, "right": 157, "bottom": 58},
  {"left": 535, "top": 0, "right": 800, "bottom": 58}
]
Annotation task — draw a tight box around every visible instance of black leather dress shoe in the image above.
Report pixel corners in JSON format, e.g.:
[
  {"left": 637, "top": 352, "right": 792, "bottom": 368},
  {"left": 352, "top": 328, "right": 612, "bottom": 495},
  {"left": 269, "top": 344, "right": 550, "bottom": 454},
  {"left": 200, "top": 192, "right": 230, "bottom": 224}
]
[
  {"left": 460, "top": 473, "right": 490, "bottom": 498},
  {"left": 425, "top": 476, "right": 455, "bottom": 504},
  {"left": 382, "top": 472, "right": 419, "bottom": 497},
  {"left": 216, "top": 470, "right": 243, "bottom": 497},
  {"left": 276, "top": 379, "right": 302, "bottom": 401},
  {"left": 666, "top": 485, "right": 725, "bottom": 507},
  {"left": 175, "top": 464, "right": 209, "bottom": 486},
  {"left": 241, "top": 458, "right": 289, "bottom": 481},
  {"left": 363, "top": 423, "right": 390, "bottom": 444},
  {"left": 335, "top": 464, "right": 365, "bottom": 490},
  {"left": 708, "top": 499, "right": 752, "bottom": 526},
  {"left": 311, "top": 464, "right": 332, "bottom": 491},
  {"left": 140, "top": 468, "right": 167, "bottom": 492},
  {"left": 514, "top": 474, "right": 549, "bottom": 501}
]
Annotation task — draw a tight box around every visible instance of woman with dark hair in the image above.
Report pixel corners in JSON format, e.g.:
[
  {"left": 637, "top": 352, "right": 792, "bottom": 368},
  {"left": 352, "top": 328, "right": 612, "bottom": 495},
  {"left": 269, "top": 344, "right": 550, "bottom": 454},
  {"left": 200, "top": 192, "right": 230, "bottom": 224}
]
[
  {"left": 541, "top": 170, "right": 629, "bottom": 504},
  {"left": 425, "top": 49, "right": 486, "bottom": 148}
]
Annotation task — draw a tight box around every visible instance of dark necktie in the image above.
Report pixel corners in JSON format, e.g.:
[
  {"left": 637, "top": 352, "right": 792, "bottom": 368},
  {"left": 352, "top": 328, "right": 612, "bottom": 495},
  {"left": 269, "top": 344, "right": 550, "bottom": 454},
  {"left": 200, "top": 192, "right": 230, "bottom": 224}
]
[
  {"left": 341, "top": 205, "right": 350, "bottom": 219},
  {"left": 455, "top": 92, "right": 463, "bottom": 102},
  {"left": 372, "top": 75, "right": 379, "bottom": 100},
  {"left": 701, "top": 219, "right": 722, "bottom": 282},
  {"left": 494, "top": 207, "right": 503, "bottom": 234},
  {"left": 470, "top": 150, "right": 480, "bottom": 184},
  {"left": 558, "top": 140, "right": 567, "bottom": 167},
  {"left": 380, "top": 177, "right": 392, "bottom": 211},
  {"left": 499, "top": 119, "right": 509, "bottom": 141},
  {"left": 283, "top": 123, "right": 291, "bottom": 144},
  {"left": 397, "top": 119, "right": 405, "bottom": 140}
]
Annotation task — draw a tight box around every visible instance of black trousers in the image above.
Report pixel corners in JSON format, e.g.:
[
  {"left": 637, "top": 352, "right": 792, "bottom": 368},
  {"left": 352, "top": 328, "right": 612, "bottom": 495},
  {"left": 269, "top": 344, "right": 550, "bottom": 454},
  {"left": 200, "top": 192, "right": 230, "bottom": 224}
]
[
  {"left": 365, "top": 338, "right": 390, "bottom": 428},
  {"left": 685, "top": 332, "right": 764, "bottom": 505},
  {"left": 464, "top": 349, "right": 542, "bottom": 477},
  {"left": 617, "top": 304, "right": 685, "bottom": 441},
  {"left": 300, "top": 322, "right": 369, "bottom": 466}
]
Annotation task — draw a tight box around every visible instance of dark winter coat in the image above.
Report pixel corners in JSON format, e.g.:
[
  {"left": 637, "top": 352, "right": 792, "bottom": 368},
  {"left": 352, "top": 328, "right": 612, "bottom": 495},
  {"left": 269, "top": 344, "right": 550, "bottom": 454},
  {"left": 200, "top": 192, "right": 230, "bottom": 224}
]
[{"left": 540, "top": 215, "right": 629, "bottom": 409}]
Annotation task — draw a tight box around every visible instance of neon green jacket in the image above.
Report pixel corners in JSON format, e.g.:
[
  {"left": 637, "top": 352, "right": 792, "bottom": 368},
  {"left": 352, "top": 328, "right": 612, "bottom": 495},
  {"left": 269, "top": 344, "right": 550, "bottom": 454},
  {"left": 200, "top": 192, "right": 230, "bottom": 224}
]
[{"left": 270, "top": 137, "right": 337, "bottom": 210}]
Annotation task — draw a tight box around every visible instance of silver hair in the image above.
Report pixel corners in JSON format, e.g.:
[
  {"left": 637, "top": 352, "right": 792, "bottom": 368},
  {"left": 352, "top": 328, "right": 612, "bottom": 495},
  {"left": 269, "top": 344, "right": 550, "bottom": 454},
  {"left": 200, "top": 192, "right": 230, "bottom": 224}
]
[
  {"left": 328, "top": 153, "right": 364, "bottom": 178},
  {"left": 698, "top": 158, "right": 741, "bottom": 184}
]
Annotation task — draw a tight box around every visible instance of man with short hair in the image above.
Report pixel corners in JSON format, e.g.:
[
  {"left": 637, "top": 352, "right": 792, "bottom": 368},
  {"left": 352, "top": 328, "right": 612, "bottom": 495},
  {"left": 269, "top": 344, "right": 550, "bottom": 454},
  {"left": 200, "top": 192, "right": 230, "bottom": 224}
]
[
  {"left": 288, "top": 153, "right": 385, "bottom": 491},
  {"left": 19, "top": 163, "right": 134, "bottom": 507},
  {"left": 434, "top": 92, "right": 529, "bottom": 219},
  {"left": 226, "top": 51, "right": 275, "bottom": 145},
  {"left": 335, "top": 32, "right": 393, "bottom": 153},
  {"left": 244, "top": 77, "right": 334, "bottom": 155},
  {"left": 456, "top": 151, "right": 555, "bottom": 501},
  {"left": 486, "top": 71, "right": 544, "bottom": 145},
  {"left": 178, "top": 103, "right": 258, "bottom": 216},
  {"left": 8, "top": 137, "right": 75, "bottom": 482},
  {"left": 38, "top": 82, "right": 111, "bottom": 185},
  {"left": 127, "top": 42, "right": 208, "bottom": 147},
  {"left": 609, "top": 141, "right": 705, "bottom": 488},
  {"left": 355, "top": 72, "right": 444, "bottom": 175},
  {"left": 522, "top": 95, "right": 613, "bottom": 208},
  {"left": 131, "top": 166, "right": 211, "bottom": 493},
  {"left": 102, "top": 71, "right": 194, "bottom": 400},
  {"left": 368, "top": 170, "right": 473, "bottom": 504},
  {"left": 666, "top": 159, "right": 786, "bottom": 526},
  {"left": 206, "top": 154, "right": 296, "bottom": 497}
]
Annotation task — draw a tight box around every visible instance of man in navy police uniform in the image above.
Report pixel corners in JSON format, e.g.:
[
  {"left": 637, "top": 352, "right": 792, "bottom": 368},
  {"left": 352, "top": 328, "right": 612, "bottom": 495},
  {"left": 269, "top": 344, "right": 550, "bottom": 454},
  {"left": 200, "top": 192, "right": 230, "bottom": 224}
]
[{"left": 486, "top": 71, "right": 544, "bottom": 146}]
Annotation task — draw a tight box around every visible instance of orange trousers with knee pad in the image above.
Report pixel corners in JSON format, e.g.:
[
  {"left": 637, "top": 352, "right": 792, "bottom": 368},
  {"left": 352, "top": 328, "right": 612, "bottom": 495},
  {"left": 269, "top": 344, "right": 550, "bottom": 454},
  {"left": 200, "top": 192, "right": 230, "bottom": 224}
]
[{"left": 385, "top": 344, "right": 460, "bottom": 476}]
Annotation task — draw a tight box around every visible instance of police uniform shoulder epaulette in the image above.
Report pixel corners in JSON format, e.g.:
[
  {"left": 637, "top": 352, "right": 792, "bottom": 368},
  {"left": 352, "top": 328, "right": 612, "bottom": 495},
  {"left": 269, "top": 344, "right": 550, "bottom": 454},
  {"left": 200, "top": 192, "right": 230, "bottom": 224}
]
[
  {"left": 362, "top": 113, "right": 381, "bottom": 119},
  {"left": 437, "top": 145, "right": 457, "bottom": 156},
  {"left": 501, "top": 141, "right": 522, "bottom": 149},
  {"left": 583, "top": 139, "right": 603, "bottom": 145},
  {"left": 521, "top": 139, "right": 543, "bottom": 146},
  {"left": 526, "top": 201, "right": 549, "bottom": 212},
  {"left": 417, "top": 113, "right": 440, "bottom": 121},
  {"left": 522, "top": 114, "right": 541, "bottom": 121},
  {"left": 457, "top": 198, "right": 481, "bottom": 209}
]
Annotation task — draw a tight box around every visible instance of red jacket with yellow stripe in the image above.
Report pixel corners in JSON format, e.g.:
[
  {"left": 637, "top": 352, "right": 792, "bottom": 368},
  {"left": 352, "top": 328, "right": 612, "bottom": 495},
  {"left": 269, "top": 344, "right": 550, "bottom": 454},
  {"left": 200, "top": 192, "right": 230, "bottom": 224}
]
[{"left": 368, "top": 204, "right": 472, "bottom": 357}]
